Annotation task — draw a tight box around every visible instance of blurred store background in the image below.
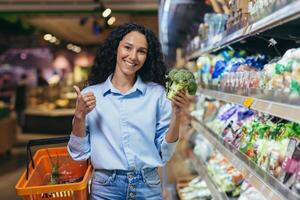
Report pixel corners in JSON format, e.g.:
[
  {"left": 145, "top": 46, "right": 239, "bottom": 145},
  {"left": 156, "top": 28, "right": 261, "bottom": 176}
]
[{"left": 4, "top": 0, "right": 300, "bottom": 200}]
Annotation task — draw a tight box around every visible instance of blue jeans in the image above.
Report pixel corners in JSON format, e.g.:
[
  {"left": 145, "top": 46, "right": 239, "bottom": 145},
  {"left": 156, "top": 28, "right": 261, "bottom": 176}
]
[{"left": 90, "top": 168, "right": 163, "bottom": 200}]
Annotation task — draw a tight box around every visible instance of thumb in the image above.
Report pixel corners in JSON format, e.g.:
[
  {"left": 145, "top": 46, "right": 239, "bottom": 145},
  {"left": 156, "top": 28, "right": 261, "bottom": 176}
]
[{"left": 73, "top": 85, "right": 82, "bottom": 97}]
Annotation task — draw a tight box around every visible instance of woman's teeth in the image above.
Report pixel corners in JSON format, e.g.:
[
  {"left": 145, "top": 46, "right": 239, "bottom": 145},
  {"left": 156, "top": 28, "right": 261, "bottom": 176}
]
[{"left": 125, "top": 61, "right": 135, "bottom": 67}]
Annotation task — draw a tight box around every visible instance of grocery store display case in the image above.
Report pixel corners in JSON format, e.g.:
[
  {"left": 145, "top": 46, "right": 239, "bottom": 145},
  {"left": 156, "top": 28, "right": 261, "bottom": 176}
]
[{"left": 24, "top": 85, "right": 76, "bottom": 134}]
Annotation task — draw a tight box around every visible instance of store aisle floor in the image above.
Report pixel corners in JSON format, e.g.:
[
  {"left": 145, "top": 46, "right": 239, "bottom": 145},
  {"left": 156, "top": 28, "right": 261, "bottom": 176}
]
[
  {"left": 0, "top": 129, "right": 65, "bottom": 200},
  {"left": 0, "top": 165, "right": 24, "bottom": 200}
]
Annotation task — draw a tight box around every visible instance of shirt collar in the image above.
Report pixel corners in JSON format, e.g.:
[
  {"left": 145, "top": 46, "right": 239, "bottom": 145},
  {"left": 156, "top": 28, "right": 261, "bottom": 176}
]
[
  {"left": 102, "top": 74, "right": 147, "bottom": 96},
  {"left": 131, "top": 75, "right": 147, "bottom": 95}
]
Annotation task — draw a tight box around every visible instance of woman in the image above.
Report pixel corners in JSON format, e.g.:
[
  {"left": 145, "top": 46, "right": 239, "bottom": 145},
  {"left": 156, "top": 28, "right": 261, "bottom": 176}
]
[{"left": 68, "top": 23, "right": 189, "bottom": 199}]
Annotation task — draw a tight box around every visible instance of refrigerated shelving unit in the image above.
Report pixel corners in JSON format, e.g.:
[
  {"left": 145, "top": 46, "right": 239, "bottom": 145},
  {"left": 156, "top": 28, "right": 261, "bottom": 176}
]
[{"left": 185, "top": 1, "right": 300, "bottom": 200}]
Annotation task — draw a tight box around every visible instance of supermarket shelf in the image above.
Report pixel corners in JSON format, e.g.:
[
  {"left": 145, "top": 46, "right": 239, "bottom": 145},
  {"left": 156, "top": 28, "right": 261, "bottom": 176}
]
[
  {"left": 187, "top": 0, "right": 300, "bottom": 59},
  {"left": 199, "top": 88, "right": 300, "bottom": 124},
  {"left": 191, "top": 119, "right": 300, "bottom": 200},
  {"left": 190, "top": 153, "right": 230, "bottom": 200}
]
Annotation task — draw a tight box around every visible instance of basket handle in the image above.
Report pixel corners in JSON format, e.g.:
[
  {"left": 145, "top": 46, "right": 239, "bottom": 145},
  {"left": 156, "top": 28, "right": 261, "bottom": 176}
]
[{"left": 26, "top": 136, "right": 70, "bottom": 180}]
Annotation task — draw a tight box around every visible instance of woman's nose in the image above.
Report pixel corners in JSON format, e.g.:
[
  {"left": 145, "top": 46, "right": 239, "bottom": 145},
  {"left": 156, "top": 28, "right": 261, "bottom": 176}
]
[{"left": 129, "top": 50, "right": 137, "bottom": 61}]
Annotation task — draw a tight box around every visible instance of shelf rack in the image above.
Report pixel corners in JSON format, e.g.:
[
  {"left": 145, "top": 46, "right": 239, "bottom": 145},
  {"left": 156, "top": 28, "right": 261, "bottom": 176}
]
[
  {"left": 190, "top": 152, "right": 230, "bottom": 200},
  {"left": 198, "top": 88, "right": 300, "bottom": 124},
  {"left": 187, "top": 0, "right": 300, "bottom": 60},
  {"left": 191, "top": 118, "right": 300, "bottom": 200}
]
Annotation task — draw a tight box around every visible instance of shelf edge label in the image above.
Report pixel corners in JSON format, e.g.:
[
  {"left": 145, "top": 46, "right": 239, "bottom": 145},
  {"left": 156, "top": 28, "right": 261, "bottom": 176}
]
[{"left": 243, "top": 97, "right": 254, "bottom": 107}]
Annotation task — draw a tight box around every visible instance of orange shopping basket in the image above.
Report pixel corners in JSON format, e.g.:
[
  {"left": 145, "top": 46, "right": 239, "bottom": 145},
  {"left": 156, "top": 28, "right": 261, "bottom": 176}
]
[{"left": 16, "top": 136, "right": 92, "bottom": 200}]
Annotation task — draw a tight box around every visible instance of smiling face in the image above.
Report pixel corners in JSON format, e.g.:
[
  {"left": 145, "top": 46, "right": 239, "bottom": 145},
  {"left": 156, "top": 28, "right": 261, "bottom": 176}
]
[{"left": 115, "top": 31, "right": 148, "bottom": 79}]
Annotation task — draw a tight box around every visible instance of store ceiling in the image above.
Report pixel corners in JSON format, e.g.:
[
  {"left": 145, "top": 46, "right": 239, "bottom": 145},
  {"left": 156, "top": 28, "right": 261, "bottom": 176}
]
[
  {"left": 0, "top": 0, "right": 158, "bottom": 12},
  {"left": 0, "top": 0, "right": 159, "bottom": 45},
  {"left": 21, "top": 14, "right": 158, "bottom": 45}
]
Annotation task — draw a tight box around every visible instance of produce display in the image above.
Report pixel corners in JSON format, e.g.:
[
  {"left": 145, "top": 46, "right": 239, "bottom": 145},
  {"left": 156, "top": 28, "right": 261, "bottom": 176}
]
[
  {"left": 27, "top": 85, "right": 77, "bottom": 111},
  {"left": 177, "top": 176, "right": 211, "bottom": 200},
  {"left": 227, "top": 0, "right": 249, "bottom": 33},
  {"left": 204, "top": 13, "right": 227, "bottom": 37},
  {"left": 264, "top": 48, "right": 300, "bottom": 93},
  {"left": 186, "top": 129, "right": 266, "bottom": 199},
  {"left": 195, "top": 50, "right": 267, "bottom": 88},
  {"left": 186, "top": 0, "right": 297, "bottom": 54},
  {"left": 249, "top": 0, "right": 291, "bottom": 21},
  {"left": 206, "top": 152, "right": 244, "bottom": 196},
  {"left": 238, "top": 181, "right": 266, "bottom": 200},
  {"left": 191, "top": 96, "right": 300, "bottom": 196},
  {"left": 194, "top": 47, "right": 300, "bottom": 97}
]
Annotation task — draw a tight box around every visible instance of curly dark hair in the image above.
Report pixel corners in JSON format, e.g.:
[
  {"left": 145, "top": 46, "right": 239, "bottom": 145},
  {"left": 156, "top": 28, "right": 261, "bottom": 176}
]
[{"left": 88, "top": 23, "right": 167, "bottom": 87}]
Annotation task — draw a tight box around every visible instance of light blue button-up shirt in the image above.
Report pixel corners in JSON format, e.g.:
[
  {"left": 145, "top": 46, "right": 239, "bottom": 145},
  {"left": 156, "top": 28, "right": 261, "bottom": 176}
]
[{"left": 67, "top": 74, "right": 177, "bottom": 170}]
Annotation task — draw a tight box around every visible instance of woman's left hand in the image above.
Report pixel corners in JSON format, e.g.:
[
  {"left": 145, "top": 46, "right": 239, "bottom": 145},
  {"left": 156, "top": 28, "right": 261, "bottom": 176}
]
[{"left": 171, "top": 90, "right": 189, "bottom": 115}]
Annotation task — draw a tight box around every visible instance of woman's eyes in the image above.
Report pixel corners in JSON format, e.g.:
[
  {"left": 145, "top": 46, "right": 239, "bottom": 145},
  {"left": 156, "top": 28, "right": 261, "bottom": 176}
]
[
  {"left": 124, "top": 45, "right": 147, "bottom": 55},
  {"left": 139, "top": 50, "right": 147, "bottom": 55}
]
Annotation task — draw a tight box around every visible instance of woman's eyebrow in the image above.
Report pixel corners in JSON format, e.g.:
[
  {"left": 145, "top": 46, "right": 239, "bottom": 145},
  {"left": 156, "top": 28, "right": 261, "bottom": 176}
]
[{"left": 124, "top": 42, "right": 133, "bottom": 46}]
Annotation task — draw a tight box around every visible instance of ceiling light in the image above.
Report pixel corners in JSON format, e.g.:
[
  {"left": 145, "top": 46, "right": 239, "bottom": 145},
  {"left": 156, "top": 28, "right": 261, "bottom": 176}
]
[
  {"left": 66, "top": 44, "right": 81, "bottom": 53},
  {"left": 67, "top": 44, "right": 74, "bottom": 50},
  {"left": 49, "top": 36, "right": 57, "bottom": 43},
  {"left": 74, "top": 47, "right": 81, "bottom": 53},
  {"left": 43, "top": 34, "right": 52, "bottom": 41},
  {"left": 102, "top": 8, "right": 111, "bottom": 18},
  {"left": 107, "top": 16, "right": 116, "bottom": 26}
]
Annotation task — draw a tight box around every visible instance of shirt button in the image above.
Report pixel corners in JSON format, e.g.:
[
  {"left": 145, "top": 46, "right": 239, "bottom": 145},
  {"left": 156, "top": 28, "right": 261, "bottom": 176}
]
[
  {"left": 128, "top": 174, "right": 133, "bottom": 179},
  {"left": 129, "top": 185, "right": 134, "bottom": 190},
  {"left": 130, "top": 193, "right": 134, "bottom": 197}
]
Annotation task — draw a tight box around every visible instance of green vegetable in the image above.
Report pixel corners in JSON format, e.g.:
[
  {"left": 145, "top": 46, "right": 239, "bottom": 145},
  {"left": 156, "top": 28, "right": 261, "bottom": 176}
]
[
  {"left": 46, "top": 149, "right": 60, "bottom": 185},
  {"left": 290, "top": 80, "right": 300, "bottom": 93},
  {"left": 275, "top": 61, "right": 293, "bottom": 74},
  {"left": 48, "top": 164, "right": 59, "bottom": 185},
  {"left": 166, "top": 68, "right": 198, "bottom": 100}
]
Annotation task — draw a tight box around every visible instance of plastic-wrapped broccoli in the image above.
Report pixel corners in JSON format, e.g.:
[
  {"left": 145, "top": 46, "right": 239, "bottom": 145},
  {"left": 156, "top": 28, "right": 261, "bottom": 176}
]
[{"left": 166, "top": 68, "right": 198, "bottom": 100}]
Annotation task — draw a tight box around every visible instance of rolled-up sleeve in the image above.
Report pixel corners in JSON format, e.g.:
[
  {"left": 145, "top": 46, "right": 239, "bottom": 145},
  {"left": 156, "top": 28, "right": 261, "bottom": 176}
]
[
  {"left": 160, "top": 137, "right": 178, "bottom": 163},
  {"left": 67, "top": 128, "right": 91, "bottom": 161},
  {"left": 155, "top": 91, "right": 178, "bottom": 164}
]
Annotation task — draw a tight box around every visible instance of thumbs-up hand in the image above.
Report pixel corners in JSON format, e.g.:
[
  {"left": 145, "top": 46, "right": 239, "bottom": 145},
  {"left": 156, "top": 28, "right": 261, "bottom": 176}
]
[{"left": 73, "top": 85, "right": 96, "bottom": 119}]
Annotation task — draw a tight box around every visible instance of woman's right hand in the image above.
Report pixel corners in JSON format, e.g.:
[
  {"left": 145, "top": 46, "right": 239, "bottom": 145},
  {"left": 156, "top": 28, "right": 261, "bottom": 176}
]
[{"left": 73, "top": 85, "right": 96, "bottom": 119}]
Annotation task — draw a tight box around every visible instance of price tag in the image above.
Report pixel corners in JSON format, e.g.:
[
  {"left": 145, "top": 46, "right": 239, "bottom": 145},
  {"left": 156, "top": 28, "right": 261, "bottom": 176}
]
[{"left": 243, "top": 97, "right": 254, "bottom": 107}]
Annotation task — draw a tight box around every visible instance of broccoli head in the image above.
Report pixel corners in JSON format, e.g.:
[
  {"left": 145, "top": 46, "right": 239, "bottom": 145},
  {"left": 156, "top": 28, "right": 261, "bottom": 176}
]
[{"left": 166, "top": 68, "right": 198, "bottom": 100}]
